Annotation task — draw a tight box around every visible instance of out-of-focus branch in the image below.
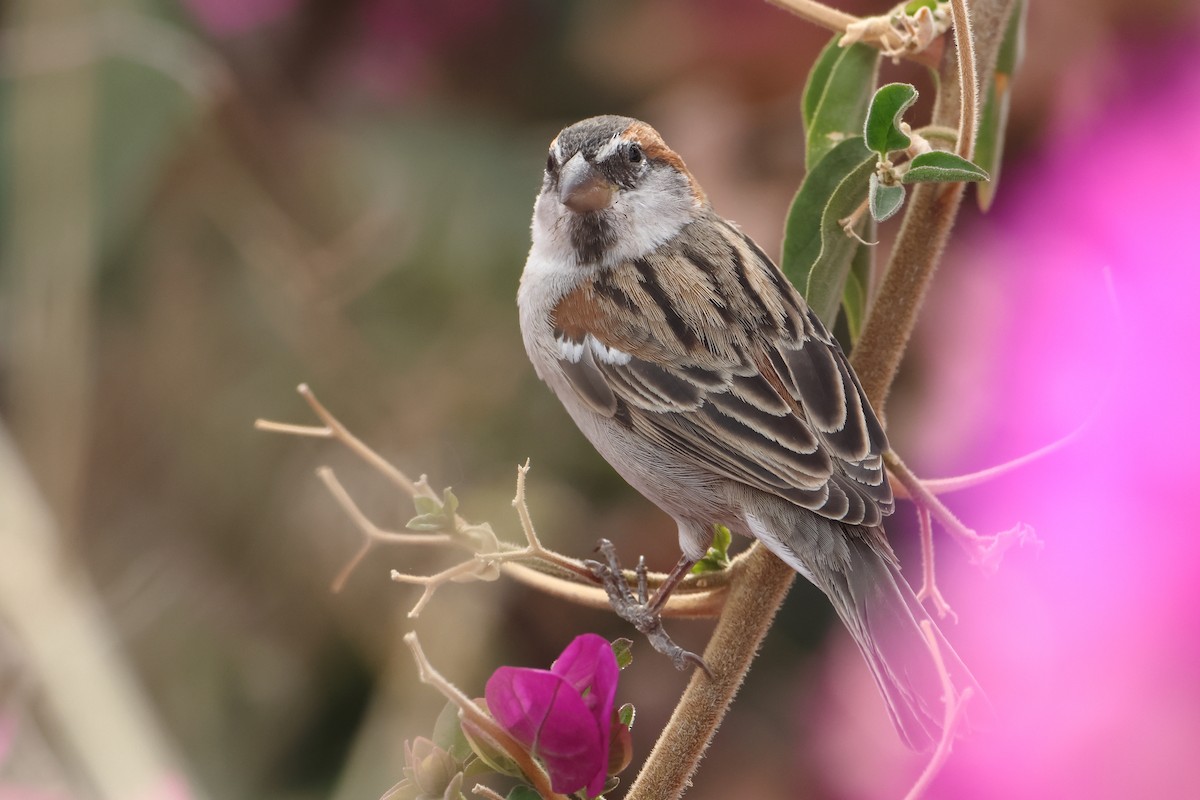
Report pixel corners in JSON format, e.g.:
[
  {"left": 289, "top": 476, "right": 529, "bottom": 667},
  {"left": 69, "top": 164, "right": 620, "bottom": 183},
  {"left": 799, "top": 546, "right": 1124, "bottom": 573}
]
[
  {"left": 0, "top": 424, "right": 200, "bottom": 799},
  {"left": 903, "top": 622, "right": 975, "bottom": 800},
  {"left": 2, "top": 0, "right": 99, "bottom": 534}
]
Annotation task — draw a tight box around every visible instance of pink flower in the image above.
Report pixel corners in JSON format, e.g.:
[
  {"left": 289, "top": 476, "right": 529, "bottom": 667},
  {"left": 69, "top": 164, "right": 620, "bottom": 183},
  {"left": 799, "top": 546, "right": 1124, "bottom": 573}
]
[
  {"left": 485, "top": 634, "right": 619, "bottom": 798},
  {"left": 180, "top": 0, "right": 297, "bottom": 37},
  {"left": 806, "top": 41, "right": 1200, "bottom": 800}
]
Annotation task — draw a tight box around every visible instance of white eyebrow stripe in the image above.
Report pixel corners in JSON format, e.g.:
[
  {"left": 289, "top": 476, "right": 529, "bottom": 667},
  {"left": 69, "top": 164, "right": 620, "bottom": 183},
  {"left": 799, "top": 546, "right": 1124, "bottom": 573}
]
[{"left": 594, "top": 132, "right": 625, "bottom": 162}]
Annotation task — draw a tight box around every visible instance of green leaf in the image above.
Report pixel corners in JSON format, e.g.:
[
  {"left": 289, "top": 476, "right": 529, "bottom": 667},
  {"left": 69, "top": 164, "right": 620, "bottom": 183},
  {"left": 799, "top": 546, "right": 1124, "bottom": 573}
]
[
  {"left": 840, "top": 218, "right": 873, "bottom": 344},
  {"left": 617, "top": 703, "right": 636, "bottom": 728},
  {"left": 413, "top": 495, "right": 442, "bottom": 515},
  {"left": 406, "top": 513, "right": 446, "bottom": 531},
  {"left": 995, "top": 0, "right": 1027, "bottom": 75},
  {"left": 690, "top": 523, "right": 733, "bottom": 574},
  {"left": 461, "top": 709, "right": 524, "bottom": 780},
  {"left": 905, "top": 0, "right": 940, "bottom": 11},
  {"left": 780, "top": 137, "right": 875, "bottom": 326},
  {"left": 610, "top": 638, "right": 634, "bottom": 670},
  {"left": 902, "top": 150, "right": 990, "bottom": 183},
  {"left": 802, "top": 36, "right": 881, "bottom": 170},
  {"left": 975, "top": 0, "right": 1025, "bottom": 210},
  {"left": 407, "top": 487, "right": 460, "bottom": 532},
  {"left": 440, "top": 487, "right": 459, "bottom": 519},
  {"left": 864, "top": 83, "right": 918, "bottom": 156},
  {"left": 868, "top": 173, "right": 906, "bottom": 222},
  {"left": 432, "top": 701, "right": 473, "bottom": 763},
  {"left": 505, "top": 787, "right": 542, "bottom": 800}
]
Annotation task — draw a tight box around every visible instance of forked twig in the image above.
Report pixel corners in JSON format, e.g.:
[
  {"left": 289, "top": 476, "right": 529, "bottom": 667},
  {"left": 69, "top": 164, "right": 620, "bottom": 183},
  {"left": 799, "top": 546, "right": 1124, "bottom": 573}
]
[
  {"left": 914, "top": 505, "right": 957, "bottom": 622},
  {"left": 256, "top": 383, "right": 424, "bottom": 497},
  {"left": 473, "top": 461, "right": 600, "bottom": 583},
  {"left": 885, "top": 449, "right": 1039, "bottom": 570},
  {"left": 318, "top": 466, "right": 456, "bottom": 593},
  {"left": 257, "top": 384, "right": 731, "bottom": 616},
  {"left": 392, "top": 559, "right": 498, "bottom": 618}
]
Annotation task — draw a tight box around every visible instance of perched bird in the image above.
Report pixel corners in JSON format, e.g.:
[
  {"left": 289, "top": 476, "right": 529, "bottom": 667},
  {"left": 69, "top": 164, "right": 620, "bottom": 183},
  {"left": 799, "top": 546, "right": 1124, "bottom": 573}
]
[{"left": 517, "top": 115, "right": 979, "bottom": 750}]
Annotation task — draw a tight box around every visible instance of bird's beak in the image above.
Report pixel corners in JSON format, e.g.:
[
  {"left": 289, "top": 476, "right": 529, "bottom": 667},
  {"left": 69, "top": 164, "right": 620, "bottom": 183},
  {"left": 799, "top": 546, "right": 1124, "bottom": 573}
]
[{"left": 558, "top": 153, "right": 615, "bottom": 213}]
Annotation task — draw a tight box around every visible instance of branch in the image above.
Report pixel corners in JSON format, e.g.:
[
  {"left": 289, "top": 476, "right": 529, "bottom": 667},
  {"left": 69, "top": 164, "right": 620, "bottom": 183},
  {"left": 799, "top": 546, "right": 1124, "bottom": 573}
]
[
  {"left": 625, "top": 544, "right": 795, "bottom": 799},
  {"left": 257, "top": 385, "right": 732, "bottom": 616},
  {"left": 886, "top": 449, "right": 1039, "bottom": 570},
  {"left": 914, "top": 505, "right": 957, "bottom": 622},
  {"left": 764, "top": 0, "right": 945, "bottom": 68}
]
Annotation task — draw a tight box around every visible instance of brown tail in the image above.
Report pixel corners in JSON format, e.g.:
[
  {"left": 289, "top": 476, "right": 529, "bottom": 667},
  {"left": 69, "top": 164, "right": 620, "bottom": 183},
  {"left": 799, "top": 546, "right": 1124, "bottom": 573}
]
[{"left": 823, "top": 530, "right": 985, "bottom": 751}]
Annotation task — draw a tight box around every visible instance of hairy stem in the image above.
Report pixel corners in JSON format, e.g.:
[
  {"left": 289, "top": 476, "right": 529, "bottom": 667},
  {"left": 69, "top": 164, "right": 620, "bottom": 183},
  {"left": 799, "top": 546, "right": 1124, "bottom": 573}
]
[
  {"left": 852, "top": 0, "right": 1015, "bottom": 411},
  {"left": 627, "top": 1, "right": 1019, "bottom": 796},
  {"left": 625, "top": 545, "right": 794, "bottom": 799}
]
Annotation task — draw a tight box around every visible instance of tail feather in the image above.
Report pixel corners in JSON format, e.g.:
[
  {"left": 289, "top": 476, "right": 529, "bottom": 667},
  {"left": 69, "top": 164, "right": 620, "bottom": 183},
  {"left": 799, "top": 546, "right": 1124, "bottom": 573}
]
[{"left": 758, "top": 516, "right": 984, "bottom": 751}]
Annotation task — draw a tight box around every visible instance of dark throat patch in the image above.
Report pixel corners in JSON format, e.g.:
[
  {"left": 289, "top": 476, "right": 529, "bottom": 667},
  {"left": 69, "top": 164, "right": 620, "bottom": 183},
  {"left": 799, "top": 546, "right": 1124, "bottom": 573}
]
[{"left": 569, "top": 212, "right": 617, "bottom": 264}]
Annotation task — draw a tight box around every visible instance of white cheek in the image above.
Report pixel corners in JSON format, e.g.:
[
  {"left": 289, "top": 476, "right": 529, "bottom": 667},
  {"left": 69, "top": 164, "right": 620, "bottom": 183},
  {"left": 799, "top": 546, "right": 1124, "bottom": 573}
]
[{"left": 603, "top": 172, "right": 697, "bottom": 264}]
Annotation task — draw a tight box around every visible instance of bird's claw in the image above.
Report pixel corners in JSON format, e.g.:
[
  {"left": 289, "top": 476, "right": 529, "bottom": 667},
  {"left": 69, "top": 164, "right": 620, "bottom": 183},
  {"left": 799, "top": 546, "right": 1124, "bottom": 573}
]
[{"left": 585, "top": 539, "right": 711, "bottom": 677}]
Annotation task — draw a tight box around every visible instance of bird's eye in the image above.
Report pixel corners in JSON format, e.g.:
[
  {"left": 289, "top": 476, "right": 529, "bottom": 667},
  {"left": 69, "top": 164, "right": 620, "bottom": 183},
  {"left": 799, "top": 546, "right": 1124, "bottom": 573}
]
[
  {"left": 628, "top": 143, "right": 643, "bottom": 163},
  {"left": 546, "top": 153, "right": 557, "bottom": 174}
]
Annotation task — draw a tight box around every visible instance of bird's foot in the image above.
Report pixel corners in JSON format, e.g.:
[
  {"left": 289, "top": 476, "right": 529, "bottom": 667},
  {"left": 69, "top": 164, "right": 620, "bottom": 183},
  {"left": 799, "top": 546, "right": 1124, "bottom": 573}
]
[{"left": 585, "top": 539, "right": 710, "bottom": 676}]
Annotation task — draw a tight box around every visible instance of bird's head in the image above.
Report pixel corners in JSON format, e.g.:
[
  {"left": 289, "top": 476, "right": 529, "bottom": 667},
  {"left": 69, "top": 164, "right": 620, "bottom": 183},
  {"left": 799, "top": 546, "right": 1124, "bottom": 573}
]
[{"left": 531, "top": 115, "right": 708, "bottom": 269}]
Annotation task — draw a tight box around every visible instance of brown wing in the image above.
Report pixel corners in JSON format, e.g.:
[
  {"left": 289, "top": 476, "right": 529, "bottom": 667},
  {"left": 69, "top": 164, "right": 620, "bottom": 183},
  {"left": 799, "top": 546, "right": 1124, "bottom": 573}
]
[{"left": 550, "top": 213, "right": 893, "bottom": 525}]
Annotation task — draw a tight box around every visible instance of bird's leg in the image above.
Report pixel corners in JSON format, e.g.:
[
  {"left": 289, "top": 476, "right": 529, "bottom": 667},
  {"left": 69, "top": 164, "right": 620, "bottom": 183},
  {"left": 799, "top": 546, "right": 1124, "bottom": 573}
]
[
  {"left": 586, "top": 540, "right": 710, "bottom": 676},
  {"left": 645, "top": 553, "right": 695, "bottom": 615}
]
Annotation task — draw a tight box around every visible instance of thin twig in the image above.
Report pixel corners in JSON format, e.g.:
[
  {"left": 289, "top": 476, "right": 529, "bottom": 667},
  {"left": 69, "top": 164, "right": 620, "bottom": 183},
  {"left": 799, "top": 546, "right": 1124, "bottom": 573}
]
[
  {"left": 317, "top": 465, "right": 457, "bottom": 590},
  {"left": 403, "top": 633, "right": 566, "bottom": 800},
  {"left": 903, "top": 423, "right": 1085, "bottom": 497},
  {"left": 260, "top": 386, "right": 732, "bottom": 614},
  {"left": 949, "top": 0, "right": 979, "bottom": 163},
  {"left": 764, "top": 0, "right": 944, "bottom": 67},
  {"left": 885, "top": 450, "right": 1039, "bottom": 570},
  {"left": 915, "top": 506, "right": 957, "bottom": 622},
  {"left": 762, "top": 0, "right": 859, "bottom": 34},
  {"left": 471, "top": 786, "right": 507, "bottom": 800},
  {"left": 392, "top": 560, "right": 496, "bottom": 618},
  {"left": 903, "top": 621, "right": 974, "bottom": 800},
  {"left": 474, "top": 461, "right": 600, "bottom": 582}
]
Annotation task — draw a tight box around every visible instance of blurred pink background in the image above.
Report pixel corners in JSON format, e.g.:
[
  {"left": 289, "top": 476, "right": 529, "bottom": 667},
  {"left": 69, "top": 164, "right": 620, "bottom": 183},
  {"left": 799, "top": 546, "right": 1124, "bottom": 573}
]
[
  {"left": 809, "top": 42, "right": 1200, "bottom": 800},
  {"left": 2, "top": 1, "right": 1198, "bottom": 798}
]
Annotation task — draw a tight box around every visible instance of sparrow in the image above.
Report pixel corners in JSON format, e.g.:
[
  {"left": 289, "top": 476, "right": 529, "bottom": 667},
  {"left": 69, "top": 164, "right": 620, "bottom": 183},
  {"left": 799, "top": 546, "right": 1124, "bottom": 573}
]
[{"left": 517, "top": 115, "right": 979, "bottom": 750}]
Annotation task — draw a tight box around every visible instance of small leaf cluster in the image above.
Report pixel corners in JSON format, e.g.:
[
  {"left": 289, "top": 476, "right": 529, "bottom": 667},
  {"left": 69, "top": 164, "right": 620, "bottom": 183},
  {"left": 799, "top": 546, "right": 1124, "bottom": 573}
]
[
  {"left": 864, "top": 83, "right": 988, "bottom": 224},
  {"left": 407, "top": 487, "right": 461, "bottom": 532},
  {"left": 781, "top": 19, "right": 1020, "bottom": 342},
  {"left": 381, "top": 703, "right": 487, "bottom": 800},
  {"left": 691, "top": 524, "right": 733, "bottom": 575}
]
